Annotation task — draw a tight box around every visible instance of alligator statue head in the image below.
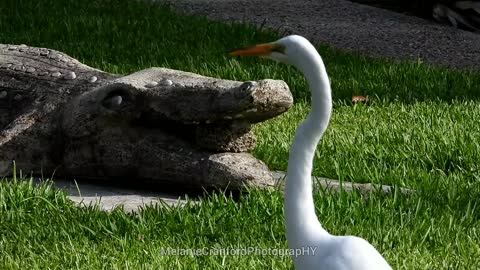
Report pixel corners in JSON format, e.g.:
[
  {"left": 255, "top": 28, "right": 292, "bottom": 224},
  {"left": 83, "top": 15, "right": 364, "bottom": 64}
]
[{"left": 0, "top": 44, "right": 293, "bottom": 190}]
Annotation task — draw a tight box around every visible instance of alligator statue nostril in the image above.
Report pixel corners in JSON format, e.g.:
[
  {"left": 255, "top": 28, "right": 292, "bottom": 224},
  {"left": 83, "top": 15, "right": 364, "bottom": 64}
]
[
  {"left": 0, "top": 44, "right": 293, "bottom": 191},
  {"left": 235, "top": 81, "right": 256, "bottom": 98}
]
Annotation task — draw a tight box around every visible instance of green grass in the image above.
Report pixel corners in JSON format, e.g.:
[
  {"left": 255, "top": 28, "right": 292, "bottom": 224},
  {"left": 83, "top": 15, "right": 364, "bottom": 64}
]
[
  {"left": 1, "top": 179, "right": 480, "bottom": 269},
  {"left": 256, "top": 100, "right": 480, "bottom": 188},
  {"left": 1, "top": 0, "right": 480, "bottom": 269}
]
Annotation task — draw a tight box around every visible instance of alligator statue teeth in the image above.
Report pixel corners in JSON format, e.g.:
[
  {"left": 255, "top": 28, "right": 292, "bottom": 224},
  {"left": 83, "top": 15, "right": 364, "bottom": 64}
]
[{"left": 0, "top": 44, "right": 293, "bottom": 190}]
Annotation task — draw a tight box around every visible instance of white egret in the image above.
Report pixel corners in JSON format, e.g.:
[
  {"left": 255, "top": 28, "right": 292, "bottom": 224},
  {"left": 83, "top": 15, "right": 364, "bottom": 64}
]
[{"left": 230, "top": 35, "right": 392, "bottom": 270}]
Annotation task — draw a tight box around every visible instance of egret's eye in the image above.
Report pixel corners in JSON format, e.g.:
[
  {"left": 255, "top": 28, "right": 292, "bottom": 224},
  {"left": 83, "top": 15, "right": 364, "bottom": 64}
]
[{"left": 272, "top": 44, "right": 286, "bottom": 54}]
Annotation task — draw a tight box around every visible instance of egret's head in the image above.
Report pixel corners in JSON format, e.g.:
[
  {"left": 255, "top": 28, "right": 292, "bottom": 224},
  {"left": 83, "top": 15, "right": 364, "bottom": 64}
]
[{"left": 229, "top": 35, "right": 312, "bottom": 65}]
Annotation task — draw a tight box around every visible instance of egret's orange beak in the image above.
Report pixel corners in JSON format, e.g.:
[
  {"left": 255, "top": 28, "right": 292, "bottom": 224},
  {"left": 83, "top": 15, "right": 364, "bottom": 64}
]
[{"left": 229, "top": 43, "right": 275, "bottom": 56}]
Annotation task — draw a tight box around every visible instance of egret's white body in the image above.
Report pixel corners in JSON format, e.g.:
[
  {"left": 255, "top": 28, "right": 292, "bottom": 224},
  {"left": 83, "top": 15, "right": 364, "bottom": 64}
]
[{"left": 231, "top": 35, "right": 392, "bottom": 270}]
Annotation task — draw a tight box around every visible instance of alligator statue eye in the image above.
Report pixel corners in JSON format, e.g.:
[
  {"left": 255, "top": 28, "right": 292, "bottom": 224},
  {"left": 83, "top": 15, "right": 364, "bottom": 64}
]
[
  {"left": 102, "top": 89, "right": 131, "bottom": 109},
  {"left": 103, "top": 95, "right": 123, "bottom": 108}
]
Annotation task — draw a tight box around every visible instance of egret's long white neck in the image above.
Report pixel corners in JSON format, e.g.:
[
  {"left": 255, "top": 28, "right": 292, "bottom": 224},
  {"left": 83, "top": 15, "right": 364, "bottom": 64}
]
[{"left": 285, "top": 45, "right": 333, "bottom": 246}]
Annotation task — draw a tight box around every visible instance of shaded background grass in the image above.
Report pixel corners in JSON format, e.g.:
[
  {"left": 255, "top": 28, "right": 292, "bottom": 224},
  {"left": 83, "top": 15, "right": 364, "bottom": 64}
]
[
  {"left": 1, "top": 0, "right": 480, "bottom": 188},
  {"left": 1, "top": 0, "right": 479, "bottom": 102}
]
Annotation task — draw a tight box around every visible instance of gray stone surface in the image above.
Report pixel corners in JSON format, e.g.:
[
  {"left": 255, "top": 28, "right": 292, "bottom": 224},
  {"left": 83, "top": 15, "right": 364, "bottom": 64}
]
[
  {"left": 160, "top": 0, "right": 480, "bottom": 70},
  {"left": 53, "top": 179, "right": 197, "bottom": 212},
  {"left": 53, "top": 172, "right": 409, "bottom": 212},
  {"left": 272, "top": 171, "right": 412, "bottom": 194}
]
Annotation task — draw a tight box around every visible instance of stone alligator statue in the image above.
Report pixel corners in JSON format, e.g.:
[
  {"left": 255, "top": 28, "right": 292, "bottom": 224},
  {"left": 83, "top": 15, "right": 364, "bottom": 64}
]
[{"left": 0, "top": 44, "right": 293, "bottom": 190}]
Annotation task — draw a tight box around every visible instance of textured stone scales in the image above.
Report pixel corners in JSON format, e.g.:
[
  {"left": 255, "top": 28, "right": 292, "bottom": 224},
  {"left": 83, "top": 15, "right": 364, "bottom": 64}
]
[{"left": 0, "top": 44, "right": 293, "bottom": 190}]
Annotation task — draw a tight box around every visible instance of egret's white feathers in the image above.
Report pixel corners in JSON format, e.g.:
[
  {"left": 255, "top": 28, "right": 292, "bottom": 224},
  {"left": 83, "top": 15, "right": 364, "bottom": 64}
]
[{"left": 259, "top": 35, "right": 392, "bottom": 270}]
